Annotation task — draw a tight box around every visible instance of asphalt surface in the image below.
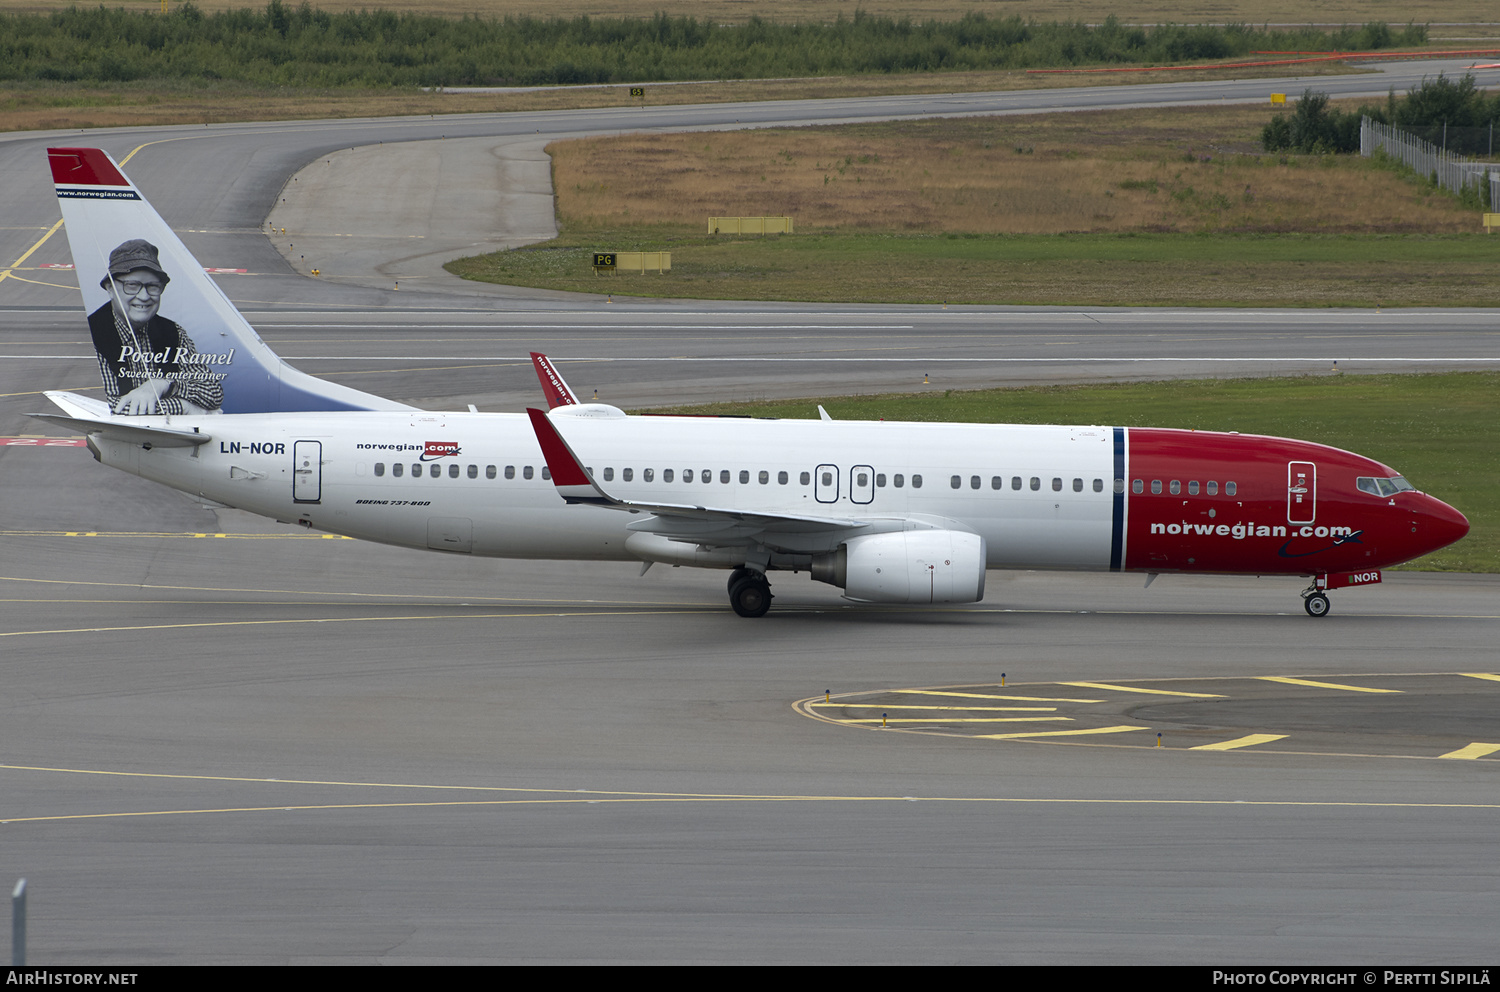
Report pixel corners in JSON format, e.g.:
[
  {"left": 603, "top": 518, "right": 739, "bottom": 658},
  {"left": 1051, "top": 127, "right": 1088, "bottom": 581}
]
[{"left": 2, "top": 65, "right": 1499, "bottom": 965}]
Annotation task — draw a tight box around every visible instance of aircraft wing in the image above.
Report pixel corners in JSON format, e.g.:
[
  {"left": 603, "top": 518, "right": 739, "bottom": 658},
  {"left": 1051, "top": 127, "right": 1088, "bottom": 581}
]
[{"left": 525, "top": 407, "right": 866, "bottom": 543}]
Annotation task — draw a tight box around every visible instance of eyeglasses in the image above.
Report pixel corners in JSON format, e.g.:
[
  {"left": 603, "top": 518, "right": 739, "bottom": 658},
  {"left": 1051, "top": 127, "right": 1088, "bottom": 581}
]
[{"left": 115, "top": 280, "right": 163, "bottom": 297}]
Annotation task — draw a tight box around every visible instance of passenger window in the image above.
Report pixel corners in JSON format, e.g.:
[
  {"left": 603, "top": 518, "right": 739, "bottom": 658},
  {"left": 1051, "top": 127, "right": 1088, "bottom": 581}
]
[
  {"left": 1012, "top": 477, "right": 1022, "bottom": 491},
  {"left": 1207, "top": 481, "right": 1217, "bottom": 495},
  {"left": 1188, "top": 480, "right": 1198, "bottom": 495},
  {"left": 739, "top": 470, "right": 750, "bottom": 484},
  {"left": 1030, "top": 477, "right": 1040, "bottom": 491},
  {"left": 970, "top": 476, "right": 981, "bottom": 490},
  {"left": 800, "top": 471, "right": 810, "bottom": 485},
  {"left": 663, "top": 469, "right": 674, "bottom": 483},
  {"left": 524, "top": 466, "right": 535, "bottom": 480},
  {"left": 392, "top": 463, "right": 402, "bottom": 478},
  {"left": 409, "top": 463, "right": 420, "bottom": 477},
  {"left": 1169, "top": 480, "right": 1180, "bottom": 495},
  {"left": 542, "top": 467, "right": 551, "bottom": 480},
  {"left": 643, "top": 468, "right": 653, "bottom": 482},
  {"left": 487, "top": 465, "right": 497, "bottom": 480},
  {"left": 703, "top": 469, "right": 712, "bottom": 484},
  {"left": 991, "top": 476, "right": 1002, "bottom": 490},
  {"left": 781, "top": 471, "right": 790, "bottom": 485},
  {"left": 622, "top": 468, "right": 633, "bottom": 482},
  {"left": 893, "top": 474, "right": 904, "bottom": 488},
  {"left": 467, "top": 464, "right": 478, "bottom": 479},
  {"left": 1226, "top": 481, "right": 1237, "bottom": 496},
  {"left": 374, "top": 463, "right": 385, "bottom": 477},
  {"left": 1073, "top": 478, "right": 1083, "bottom": 492},
  {"left": 683, "top": 469, "right": 693, "bottom": 483},
  {"left": 1052, "top": 478, "right": 1062, "bottom": 492},
  {"left": 721, "top": 470, "right": 731, "bottom": 484},
  {"left": 912, "top": 475, "right": 923, "bottom": 488},
  {"left": 951, "top": 476, "right": 962, "bottom": 489},
  {"left": 603, "top": 467, "right": 614, "bottom": 481},
  {"left": 1151, "top": 480, "right": 1162, "bottom": 494},
  {"left": 1132, "top": 479, "right": 1143, "bottom": 494},
  {"left": 449, "top": 464, "right": 460, "bottom": 479},
  {"left": 760, "top": 470, "right": 770, "bottom": 485}
]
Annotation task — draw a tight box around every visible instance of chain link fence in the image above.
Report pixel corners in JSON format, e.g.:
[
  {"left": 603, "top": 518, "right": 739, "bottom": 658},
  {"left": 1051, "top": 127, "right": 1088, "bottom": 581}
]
[{"left": 1360, "top": 116, "right": 1498, "bottom": 207}]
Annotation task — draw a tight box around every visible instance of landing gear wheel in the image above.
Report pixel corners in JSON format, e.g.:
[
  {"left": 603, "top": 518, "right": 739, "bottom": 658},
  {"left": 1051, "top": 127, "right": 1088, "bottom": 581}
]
[
  {"left": 1304, "top": 592, "right": 1331, "bottom": 617},
  {"left": 727, "top": 568, "right": 753, "bottom": 593},
  {"left": 729, "top": 576, "right": 772, "bottom": 618}
]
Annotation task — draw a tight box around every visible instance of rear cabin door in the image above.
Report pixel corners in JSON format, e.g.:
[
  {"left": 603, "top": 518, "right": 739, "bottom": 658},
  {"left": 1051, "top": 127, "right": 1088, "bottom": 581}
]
[{"left": 293, "top": 441, "right": 322, "bottom": 503}]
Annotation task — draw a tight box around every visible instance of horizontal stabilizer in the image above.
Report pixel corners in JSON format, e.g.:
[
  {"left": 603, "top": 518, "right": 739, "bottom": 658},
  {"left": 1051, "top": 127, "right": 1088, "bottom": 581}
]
[{"left": 29, "top": 412, "right": 210, "bottom": 448}]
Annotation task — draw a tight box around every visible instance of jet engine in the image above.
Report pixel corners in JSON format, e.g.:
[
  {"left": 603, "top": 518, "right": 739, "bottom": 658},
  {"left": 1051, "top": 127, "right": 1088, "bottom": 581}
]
[{"left": 812, "top": 530, "right": 987, "bottom": 604}]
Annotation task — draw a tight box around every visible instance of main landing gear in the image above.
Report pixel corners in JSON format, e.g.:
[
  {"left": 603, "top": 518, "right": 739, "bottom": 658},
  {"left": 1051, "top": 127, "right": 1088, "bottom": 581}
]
[{"left": 727, "top": 568, "right": 773, "bottom": 618}]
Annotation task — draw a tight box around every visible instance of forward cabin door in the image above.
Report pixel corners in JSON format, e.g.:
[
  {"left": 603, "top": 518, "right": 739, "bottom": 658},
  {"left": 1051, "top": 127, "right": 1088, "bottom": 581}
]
[
  {"left": 1287, "top": 461, "right": 1316, "bottom": 525},
  {"left": 293, "top": 440, "right": 322, "bottom": 503}
]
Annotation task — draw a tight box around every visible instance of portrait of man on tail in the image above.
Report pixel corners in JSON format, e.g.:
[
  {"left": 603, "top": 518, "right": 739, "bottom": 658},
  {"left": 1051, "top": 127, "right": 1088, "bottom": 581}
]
[{"left": 89, "top": 238, "right": 224, "bottom": 416}]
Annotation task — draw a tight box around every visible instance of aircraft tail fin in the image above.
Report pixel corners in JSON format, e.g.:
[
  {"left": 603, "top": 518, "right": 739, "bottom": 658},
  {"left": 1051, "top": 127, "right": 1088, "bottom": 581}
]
[
  {"left": 530, "top": 352, "right": 581, "bottom": 408},
  {"left": 48, "top": 147, "right": 413, "bottom": 416}
]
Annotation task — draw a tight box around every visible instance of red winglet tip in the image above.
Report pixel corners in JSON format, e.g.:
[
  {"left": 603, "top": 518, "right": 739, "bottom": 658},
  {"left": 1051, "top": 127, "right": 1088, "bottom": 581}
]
[
  {"left": 525, "top": 408, "right": 591, "bottom": 487},
  {"left": 48, "top": 148, "right": 130, "bottom": 187}
]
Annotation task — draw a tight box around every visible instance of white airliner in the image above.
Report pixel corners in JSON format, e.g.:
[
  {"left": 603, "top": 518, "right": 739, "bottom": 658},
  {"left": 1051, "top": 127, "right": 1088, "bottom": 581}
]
[{"left": 36, "top": 148, "right": 1469, "bottom": 617}]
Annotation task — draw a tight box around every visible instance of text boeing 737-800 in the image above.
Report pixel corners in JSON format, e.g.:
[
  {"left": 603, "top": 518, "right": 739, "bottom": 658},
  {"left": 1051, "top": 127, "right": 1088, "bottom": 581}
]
[{"left": 35, "top": 147, "right": 1469, "bottom": 617}]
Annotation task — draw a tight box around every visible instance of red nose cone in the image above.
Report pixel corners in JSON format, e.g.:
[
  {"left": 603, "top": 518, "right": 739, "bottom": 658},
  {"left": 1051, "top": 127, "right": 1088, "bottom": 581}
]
[{"left": 1419, "top": 496, "right": 1470, "bottom": 555}]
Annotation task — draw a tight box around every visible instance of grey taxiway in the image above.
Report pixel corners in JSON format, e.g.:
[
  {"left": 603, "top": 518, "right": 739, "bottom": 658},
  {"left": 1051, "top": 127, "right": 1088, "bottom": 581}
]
[{"left": 1, "top": 64, "right": 1498, "bottom": 964}]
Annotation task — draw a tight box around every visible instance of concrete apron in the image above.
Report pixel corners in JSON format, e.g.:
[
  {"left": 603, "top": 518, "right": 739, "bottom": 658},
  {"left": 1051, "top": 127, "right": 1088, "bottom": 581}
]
[{"left": 265, "top": 135, "right": 559, "bottom": 293}]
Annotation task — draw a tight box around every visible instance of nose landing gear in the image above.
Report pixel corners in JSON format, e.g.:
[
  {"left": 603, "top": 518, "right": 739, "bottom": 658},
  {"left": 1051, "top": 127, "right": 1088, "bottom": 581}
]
[
  {"left": 1301, "top": 574, "right": 1333, "bottom": 617},
  {"left": 1302, "top": 590, "right": 1331, "bottom": 617}
]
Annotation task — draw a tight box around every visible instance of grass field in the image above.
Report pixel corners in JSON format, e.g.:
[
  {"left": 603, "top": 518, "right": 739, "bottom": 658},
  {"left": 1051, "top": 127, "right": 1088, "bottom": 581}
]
[
  {"left": 4, "top": 2, "right": 1498, "bottom": 30},
  {"left": 447, "top": 105, "right": 1500, "bottom": 307},
  {"left": 638, "top": 372, "right": 1499, "bottom": 572}
]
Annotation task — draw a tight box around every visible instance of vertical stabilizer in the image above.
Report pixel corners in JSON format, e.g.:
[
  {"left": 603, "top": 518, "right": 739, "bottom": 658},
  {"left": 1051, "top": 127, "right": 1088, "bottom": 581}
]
[{"left": 48, "top": 147, "right": 412, "bottom": 415}]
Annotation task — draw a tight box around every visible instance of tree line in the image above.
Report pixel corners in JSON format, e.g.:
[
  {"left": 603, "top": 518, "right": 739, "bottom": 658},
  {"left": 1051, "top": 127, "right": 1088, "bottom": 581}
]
[
  {"left": 1, "top": 3, "right": 1430, "bottom": 88},
  {"left": 1263, "top": 75, "right": 1500, "bottom": 157}
]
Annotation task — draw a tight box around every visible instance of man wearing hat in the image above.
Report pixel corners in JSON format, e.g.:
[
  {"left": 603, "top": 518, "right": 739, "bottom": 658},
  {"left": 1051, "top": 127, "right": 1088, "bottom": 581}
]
[{"left": 88, "top": 238, "right": 224, "bottom": 415}]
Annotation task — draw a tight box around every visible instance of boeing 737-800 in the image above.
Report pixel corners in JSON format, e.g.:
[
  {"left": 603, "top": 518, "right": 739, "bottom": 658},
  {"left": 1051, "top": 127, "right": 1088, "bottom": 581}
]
[{"left": 35, "top": 147, "right": 1470, "bottom": 617}]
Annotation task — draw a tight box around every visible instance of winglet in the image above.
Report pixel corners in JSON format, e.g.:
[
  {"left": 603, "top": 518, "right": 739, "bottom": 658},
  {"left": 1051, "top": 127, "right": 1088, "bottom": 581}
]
[
  {"left": 531, "top": 353, "right": 580, "bottom": 409},
  {"left": 525, "top": 407, "right": 611, "bottom": 505}
]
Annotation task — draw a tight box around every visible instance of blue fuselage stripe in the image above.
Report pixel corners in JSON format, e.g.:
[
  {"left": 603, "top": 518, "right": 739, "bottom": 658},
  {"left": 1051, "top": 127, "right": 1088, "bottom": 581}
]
[{"left": 1110, "top": 427, "right": 1126, "bottom": 571}]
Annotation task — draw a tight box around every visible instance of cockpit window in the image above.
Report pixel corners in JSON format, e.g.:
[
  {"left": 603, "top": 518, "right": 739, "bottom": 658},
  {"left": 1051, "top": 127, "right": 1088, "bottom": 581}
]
[{"left": 1357, "top": 476, "right": 1416, "bottom": 497}]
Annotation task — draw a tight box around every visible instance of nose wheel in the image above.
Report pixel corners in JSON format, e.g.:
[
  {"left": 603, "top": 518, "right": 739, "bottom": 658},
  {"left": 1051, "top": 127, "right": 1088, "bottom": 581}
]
[
  {"left": 729, "top": 573, "right": 773, "bottom": 618},
  {"left": 1302, "top": 591, "right": 1331, "bottom": 617}
]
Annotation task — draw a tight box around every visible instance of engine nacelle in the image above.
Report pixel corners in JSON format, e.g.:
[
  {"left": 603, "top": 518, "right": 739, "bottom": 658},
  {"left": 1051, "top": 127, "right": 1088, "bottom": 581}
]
[{"left": 813, "top": 530, "right": 986, "bottom": 604}]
